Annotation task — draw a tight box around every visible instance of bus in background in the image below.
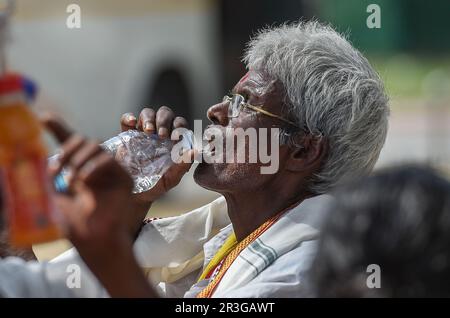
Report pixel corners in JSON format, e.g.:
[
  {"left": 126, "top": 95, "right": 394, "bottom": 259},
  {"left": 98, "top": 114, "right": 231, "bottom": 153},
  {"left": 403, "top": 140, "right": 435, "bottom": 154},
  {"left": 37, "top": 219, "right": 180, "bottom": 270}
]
[{"left": 8, "top": 0, "right": 222, "bottom": 141}]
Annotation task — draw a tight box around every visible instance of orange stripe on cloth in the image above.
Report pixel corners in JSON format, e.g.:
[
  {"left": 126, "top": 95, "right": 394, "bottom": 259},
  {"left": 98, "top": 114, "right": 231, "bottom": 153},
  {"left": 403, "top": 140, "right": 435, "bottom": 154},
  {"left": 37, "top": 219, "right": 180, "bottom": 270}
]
[{"left": 196, "top": 200, "right": 303, "bottom": 298}]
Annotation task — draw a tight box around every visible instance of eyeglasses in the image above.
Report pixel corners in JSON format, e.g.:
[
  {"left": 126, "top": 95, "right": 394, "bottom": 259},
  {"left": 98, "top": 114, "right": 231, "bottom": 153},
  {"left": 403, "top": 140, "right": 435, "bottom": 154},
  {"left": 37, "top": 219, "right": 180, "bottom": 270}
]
[{"left": 223, "top": 94, "right": 300, "bottom": 129}]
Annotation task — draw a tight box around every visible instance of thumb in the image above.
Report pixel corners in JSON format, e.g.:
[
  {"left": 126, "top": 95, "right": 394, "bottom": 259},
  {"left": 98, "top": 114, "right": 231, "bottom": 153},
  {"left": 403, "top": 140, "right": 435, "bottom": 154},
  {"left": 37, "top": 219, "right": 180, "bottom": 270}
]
[
  {"left": 39, "top": 112, "right": 74, "bottom": 144},
  {"left": 173, "top": 149, "right": 195, "bottom": 173}
]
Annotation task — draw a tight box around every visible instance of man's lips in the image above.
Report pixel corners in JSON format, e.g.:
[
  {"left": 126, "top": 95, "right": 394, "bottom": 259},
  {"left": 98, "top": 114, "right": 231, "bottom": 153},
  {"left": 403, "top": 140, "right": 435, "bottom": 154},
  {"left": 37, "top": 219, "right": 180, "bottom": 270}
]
[{"left": 203, "top": 125, "right": 223, "bottom": 155}]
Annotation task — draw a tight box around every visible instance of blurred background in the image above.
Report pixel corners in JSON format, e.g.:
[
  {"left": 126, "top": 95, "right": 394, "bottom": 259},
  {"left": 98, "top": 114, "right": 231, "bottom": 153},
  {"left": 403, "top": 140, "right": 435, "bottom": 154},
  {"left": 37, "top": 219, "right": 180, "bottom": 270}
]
[{"left": 7, "top": 0, "right": 449, "bottom": 258}]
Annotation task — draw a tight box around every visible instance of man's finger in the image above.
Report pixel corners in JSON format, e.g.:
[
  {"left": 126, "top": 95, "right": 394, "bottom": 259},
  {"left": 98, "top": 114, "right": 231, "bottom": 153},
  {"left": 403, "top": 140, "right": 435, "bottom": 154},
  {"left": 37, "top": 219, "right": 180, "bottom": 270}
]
[
  {"left": 173, "top": 116, "right": 189, "bottom": 129},
  {"left": 48, "top": 135, "right": 87, "bottom": 180},
  {"left": 79, "top": 153, "right": 133, "bottom": 191},
  {"left": 40, "top": 113, "right": 73, "bottom": 144},
  {"left": 78, "top": 153, "right": 113, "bottom": 186},
  {"left": 138, "top": 107, "right": 156, "bottom": 134},
  {"left": 155, "top": 106, "right": 175, "bottom": 139},
  {"left": 68, "top": 142, "right": 103, "bottom": 173},
  {"left": 120, "top": 112, "right": 137, "bottom": 132}
]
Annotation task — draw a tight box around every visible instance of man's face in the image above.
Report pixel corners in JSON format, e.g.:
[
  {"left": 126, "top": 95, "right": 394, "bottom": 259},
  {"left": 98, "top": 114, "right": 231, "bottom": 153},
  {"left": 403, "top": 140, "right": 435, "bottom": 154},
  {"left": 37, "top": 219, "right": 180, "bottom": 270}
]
[{"left": 194, "top": 70, "right": 292, "bottom": 193}]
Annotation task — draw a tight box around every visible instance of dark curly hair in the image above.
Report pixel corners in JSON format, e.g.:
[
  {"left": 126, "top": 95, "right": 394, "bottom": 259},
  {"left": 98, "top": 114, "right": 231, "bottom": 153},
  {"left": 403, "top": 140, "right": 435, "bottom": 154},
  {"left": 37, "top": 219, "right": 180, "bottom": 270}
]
[{"left": 313, "top": 165, "right": 450, "bottom": 297}]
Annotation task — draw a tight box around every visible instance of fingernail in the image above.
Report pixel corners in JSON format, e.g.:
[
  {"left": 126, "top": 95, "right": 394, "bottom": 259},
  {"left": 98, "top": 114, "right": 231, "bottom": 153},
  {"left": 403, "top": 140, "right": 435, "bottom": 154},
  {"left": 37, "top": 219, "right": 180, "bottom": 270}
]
[
  {"left": 158, "top": 127, "right": 168, "bottom": 138},
  {"left": 171, "top": 129, "right": 181, "bottom": 141},
  {"left": 49, "top": 159, "right": 60, "bottom": 171},
  {"left": 144, "top": 122, "right": 154, "bottom": 132}
]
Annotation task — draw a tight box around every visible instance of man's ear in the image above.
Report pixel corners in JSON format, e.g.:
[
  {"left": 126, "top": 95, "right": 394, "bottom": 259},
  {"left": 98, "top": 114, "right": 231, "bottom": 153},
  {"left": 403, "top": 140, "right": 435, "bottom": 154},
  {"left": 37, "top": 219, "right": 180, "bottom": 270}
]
[{"left": 285, "top": 134, "right": 328, "bottom": 173}]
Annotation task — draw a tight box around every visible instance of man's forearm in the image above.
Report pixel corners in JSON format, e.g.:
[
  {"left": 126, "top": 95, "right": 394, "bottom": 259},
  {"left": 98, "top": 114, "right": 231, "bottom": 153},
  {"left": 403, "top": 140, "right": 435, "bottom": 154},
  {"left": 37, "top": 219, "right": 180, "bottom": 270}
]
[
  {"left": 81, "top": 236, "right": 159, "bottom": 298},
  {"left": 99, "top": 248, "right": 158, "bottom": 298}
]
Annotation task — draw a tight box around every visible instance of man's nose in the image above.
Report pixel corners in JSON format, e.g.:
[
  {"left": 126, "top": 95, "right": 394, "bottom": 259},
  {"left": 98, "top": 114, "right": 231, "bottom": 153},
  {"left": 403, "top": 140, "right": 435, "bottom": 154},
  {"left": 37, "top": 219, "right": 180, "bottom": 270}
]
[{"left": 207, "top": 101, "right": 230, "bottom": 126}]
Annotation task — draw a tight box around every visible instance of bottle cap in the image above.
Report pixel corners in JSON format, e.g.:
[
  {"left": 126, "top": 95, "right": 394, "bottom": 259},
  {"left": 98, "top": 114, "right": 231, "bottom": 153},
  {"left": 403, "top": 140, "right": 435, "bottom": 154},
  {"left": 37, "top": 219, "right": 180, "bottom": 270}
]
[
  {"left": 0, "top": 72, "right": 22, "bottom": 95},
  {"left": 0, "top": 72, "right": 37, "bottom": 101}
]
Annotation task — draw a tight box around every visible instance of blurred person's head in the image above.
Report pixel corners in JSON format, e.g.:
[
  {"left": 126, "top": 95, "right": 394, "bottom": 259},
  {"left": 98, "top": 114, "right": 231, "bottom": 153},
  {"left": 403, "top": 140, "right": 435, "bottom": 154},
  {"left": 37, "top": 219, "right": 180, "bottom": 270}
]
[
  {"left": 194, "top": 20, "right": 389, "bottom": 198},
  {"left": 313, "top": 165, "right": 450, "bottom": 297}
]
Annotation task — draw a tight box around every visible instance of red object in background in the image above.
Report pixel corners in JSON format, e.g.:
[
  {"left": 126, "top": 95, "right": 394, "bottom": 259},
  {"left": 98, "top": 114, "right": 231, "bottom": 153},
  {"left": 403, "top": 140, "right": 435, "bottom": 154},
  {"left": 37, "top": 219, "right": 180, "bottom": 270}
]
[{"left": 0, "top": 73, "right": 60, "bottom": 247}]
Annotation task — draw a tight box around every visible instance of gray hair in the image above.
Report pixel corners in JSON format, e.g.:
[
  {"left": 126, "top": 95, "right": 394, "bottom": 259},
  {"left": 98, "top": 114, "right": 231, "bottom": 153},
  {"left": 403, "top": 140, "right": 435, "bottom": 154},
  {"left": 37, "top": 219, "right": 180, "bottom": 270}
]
[{"left": 243, "top": 20, "right": 389, "bottom": 194}]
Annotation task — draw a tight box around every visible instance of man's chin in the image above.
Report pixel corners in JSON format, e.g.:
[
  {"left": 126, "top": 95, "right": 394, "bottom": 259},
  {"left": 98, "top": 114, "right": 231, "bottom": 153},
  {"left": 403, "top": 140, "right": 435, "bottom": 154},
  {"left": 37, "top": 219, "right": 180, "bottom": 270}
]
[{"left": 193, "top": 162, "right": 224, "bottom": 192}]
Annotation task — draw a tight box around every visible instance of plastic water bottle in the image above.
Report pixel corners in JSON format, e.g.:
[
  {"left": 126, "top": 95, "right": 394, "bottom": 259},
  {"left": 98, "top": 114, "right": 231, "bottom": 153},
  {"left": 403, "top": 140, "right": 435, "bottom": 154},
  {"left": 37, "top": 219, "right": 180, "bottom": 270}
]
[{"left": 52, "top": 129, "right": 194, "bottom": 194}]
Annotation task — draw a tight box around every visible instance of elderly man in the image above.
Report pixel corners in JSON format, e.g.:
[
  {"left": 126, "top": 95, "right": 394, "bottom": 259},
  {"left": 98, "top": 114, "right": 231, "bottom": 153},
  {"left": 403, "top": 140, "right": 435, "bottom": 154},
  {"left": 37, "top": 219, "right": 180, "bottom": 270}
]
[{"left": 50, "top": 20, "right": 389, "bottom": 298}]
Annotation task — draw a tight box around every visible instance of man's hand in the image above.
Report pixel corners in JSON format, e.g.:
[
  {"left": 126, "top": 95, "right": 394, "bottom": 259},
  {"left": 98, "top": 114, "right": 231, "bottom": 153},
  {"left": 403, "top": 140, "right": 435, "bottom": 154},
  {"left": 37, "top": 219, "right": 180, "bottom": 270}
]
[
  {"left": 120, "top": 107, "right": 194, "bottom": 205},
  {"left": 42, "top": 114, "right": 156, "bottom": 297},
  {"left": 43, "top": 115, "right": 135, "bottom": 259}
]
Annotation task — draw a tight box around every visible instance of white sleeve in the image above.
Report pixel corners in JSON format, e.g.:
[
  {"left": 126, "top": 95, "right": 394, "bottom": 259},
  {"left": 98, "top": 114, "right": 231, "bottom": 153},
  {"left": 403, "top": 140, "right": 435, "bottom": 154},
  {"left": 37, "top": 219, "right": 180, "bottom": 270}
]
[
  {"left": 133, "top": 196, "right": 229, "bottom": 297},
  {"left": 0, "top": 256, "right": 78, "bottom": 298},
  {"left": 48, "top": 248, "right": 109, "bottom": 298}
]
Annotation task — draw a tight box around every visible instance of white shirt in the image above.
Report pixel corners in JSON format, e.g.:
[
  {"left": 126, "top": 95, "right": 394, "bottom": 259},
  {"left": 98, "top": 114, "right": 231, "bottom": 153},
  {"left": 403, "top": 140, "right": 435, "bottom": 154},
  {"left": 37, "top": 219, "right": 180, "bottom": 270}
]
[{"left": 181, "top": 224, "right": 320, "bottom": 298}]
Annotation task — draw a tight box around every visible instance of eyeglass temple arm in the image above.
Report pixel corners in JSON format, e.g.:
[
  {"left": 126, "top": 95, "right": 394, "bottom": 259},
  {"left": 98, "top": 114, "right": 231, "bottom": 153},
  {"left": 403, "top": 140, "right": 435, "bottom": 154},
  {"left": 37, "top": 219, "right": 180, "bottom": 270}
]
[{"left": 244, "top": 103, "right": 300, "bottom": 128}]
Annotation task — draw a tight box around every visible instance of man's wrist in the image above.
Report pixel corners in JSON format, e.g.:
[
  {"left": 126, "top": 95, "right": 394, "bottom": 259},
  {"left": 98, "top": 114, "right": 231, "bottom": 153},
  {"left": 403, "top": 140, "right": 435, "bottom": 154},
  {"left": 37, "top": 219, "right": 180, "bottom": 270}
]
[{"left": 132, "top": 198, "right": 153, "bottom": 212}]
